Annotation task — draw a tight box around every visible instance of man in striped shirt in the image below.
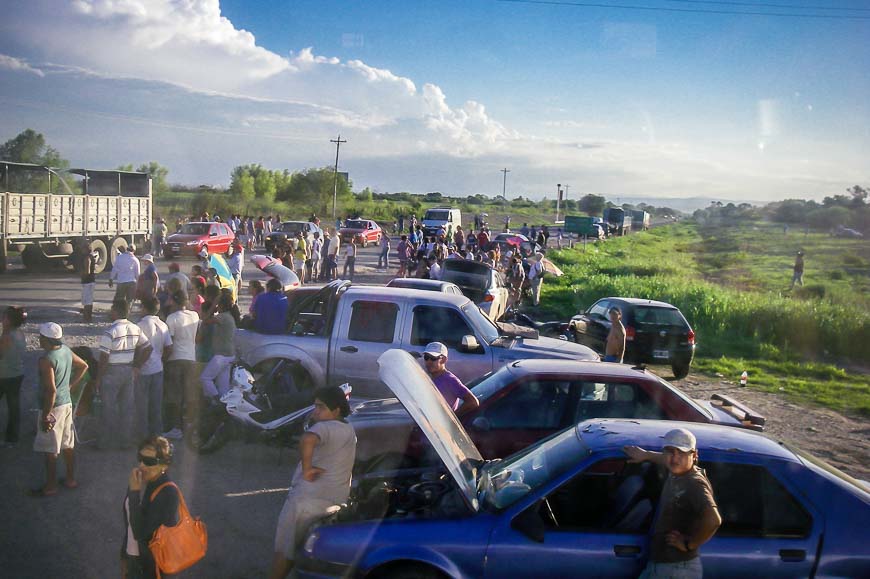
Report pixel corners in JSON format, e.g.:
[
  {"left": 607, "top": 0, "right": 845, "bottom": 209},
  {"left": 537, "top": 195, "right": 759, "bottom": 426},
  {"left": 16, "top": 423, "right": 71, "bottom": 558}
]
[{"left": 96, "top": 299, "right": 152, "bottom": 450}]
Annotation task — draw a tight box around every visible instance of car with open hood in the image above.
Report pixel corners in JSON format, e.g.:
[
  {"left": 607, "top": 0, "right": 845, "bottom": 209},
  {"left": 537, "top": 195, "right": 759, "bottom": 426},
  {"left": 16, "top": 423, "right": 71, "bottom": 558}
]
[
  {"left": 439, "top": 259, "right": 511, "bottom": 321},
  {"left": 349, "top": 358, "right": 765, "bottom": 471},
  {"left": 295, "top": 350, "right": 870, "bottom": 579}
]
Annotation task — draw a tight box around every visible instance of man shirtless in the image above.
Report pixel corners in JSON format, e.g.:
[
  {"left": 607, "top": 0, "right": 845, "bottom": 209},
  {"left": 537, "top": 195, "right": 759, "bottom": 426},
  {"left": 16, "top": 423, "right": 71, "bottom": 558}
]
[{"left": 605, "top": 307, "right": 625, "bottom": 363}]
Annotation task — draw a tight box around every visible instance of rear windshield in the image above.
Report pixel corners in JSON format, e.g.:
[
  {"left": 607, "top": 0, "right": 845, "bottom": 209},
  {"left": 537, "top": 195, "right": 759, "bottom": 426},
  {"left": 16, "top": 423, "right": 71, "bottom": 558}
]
[
  {"left": 179, "top": 224, "right": 210, "bottom": 235},
  {"left": 425, "top": 210, "right": 450, "bottom": 221},
  {"left": 276, "top": 222, "right": 303, "bottom": 233},
  {"left": 633, "top": 306, "right": 686, "bottom": 327},
  {"left": 345, "top": 220, "right": 366, "bottom": 229}
]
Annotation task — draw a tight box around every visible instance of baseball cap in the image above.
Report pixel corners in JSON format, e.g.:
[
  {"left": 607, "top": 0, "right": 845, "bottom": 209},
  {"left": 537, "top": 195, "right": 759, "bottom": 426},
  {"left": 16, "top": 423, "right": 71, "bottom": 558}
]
[
  {"left": 662, "top": 428, "right": 696, "bottom": 452},
  {"left": 39, "top": 322, "right": 63, "bottom": 340},
  {"left": 423, "top": 342, "right": 448, "bottom": 358},
  {"left": 141, "top": 253, "right": 154, "bottom": 262}
]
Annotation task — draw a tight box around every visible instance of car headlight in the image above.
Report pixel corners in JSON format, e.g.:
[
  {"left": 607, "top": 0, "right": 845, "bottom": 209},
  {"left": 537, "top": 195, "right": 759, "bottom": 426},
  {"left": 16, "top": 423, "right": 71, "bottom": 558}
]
[
  {"left": 186, "top": 240, "right": 201, "bottom": 245},
  {"left": 303, "top": 530, "right": 319, "bottom": 555}
]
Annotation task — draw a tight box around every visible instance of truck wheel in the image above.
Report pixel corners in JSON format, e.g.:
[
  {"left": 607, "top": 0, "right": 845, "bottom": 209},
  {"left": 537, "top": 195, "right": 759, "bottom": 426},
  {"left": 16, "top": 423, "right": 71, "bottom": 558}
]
[
  {"left": 255, "top": 359, "right": 314, "bottom": 411},
  {"left": 109, "top": 237, "right": 128, "bottom": 270},
  {"left": 90, "top": 239, "right": 108, "bottom": 274},
  {"left": 21, "top": 246, "right": 48, "bottom": 271}
]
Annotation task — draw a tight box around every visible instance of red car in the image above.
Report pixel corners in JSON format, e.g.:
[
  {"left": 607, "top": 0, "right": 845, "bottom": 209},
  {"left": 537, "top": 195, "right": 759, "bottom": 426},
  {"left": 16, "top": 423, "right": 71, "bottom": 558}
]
[
  {"left": 350, "top": 359, "right": 765, "bottom": 469},
  {"left": 340, "top": 219, "right": 382, "bottom": 247},
  {"left": 164, "top": 222, "right": 235, "bottom": 258}
]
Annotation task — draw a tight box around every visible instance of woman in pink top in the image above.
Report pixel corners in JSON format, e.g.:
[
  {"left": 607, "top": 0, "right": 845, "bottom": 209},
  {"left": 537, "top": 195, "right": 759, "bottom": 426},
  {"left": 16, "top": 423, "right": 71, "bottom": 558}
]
[{"left": 190, "top": 276, "right": 206, "bottom": 315}]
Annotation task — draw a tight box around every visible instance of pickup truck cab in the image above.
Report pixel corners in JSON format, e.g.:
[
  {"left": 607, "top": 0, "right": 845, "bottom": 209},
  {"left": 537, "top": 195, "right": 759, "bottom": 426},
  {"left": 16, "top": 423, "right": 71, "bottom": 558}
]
[{"left": 235, "top": 280, "right": 598, "bottom": 398}]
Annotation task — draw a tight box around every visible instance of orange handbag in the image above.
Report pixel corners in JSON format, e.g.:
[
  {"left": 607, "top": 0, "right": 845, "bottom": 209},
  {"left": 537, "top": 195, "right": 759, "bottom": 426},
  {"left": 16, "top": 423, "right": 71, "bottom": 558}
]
[{"left": 148, "top": 482, "right": 208, "bottom": 576}]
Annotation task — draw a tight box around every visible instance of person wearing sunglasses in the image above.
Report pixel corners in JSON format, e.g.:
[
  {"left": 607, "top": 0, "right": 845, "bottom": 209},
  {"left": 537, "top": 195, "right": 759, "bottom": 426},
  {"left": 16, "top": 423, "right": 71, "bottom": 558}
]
[
  {"left": 421, "top": 342, "right": 479, "bottom": 416},
  {"left": 122, "top": 436, "right": 179, "bottom": 579}
]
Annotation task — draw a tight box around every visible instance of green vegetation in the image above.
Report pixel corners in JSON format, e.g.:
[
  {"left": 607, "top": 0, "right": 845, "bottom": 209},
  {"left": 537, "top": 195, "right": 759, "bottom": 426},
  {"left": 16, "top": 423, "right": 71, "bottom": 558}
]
[{"left": 542, "top": 221, "right": 870, "bottom": 417}]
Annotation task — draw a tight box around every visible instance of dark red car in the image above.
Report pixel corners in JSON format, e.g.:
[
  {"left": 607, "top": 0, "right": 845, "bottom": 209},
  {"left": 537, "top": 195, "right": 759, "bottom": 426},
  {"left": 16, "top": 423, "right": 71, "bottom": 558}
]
[
  {"left": 339, "top": 219, "right": 382, "bottom": 247},
  {"left": 350, "top": 359, "right": 764, "bottom": 470},
  {"left": 164, "top": 222, "right": 235, "bottom": 258}
]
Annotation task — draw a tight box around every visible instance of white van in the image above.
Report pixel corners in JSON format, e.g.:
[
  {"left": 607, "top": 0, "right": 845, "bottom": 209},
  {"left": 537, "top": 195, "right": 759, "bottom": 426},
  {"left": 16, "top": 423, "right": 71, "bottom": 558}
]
[{"left": 422, "top": 207, "right": 462, "bottom": 238}]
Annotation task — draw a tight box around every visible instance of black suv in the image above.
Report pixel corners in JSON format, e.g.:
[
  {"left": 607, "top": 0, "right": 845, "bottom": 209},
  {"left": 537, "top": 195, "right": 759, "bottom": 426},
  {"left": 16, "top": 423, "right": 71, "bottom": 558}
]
[{"left": 568, "top": 297, "right": 696, "bottom": 378}]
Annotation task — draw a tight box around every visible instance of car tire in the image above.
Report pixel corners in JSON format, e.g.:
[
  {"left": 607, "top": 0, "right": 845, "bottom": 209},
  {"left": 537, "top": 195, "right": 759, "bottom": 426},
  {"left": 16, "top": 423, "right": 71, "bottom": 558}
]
[
  {"left": 672, "top": 362, "right": 690, "bottom": 380},
  {"left": 370, "top": 563, "right": 445, "bottom": 579}
]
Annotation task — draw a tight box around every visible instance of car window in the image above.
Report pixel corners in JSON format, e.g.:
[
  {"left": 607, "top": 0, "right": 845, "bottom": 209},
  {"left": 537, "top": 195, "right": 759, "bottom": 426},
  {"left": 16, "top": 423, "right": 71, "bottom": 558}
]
[
  {"left": 410, "top": 305, "right": 474, "bottom": 349},
  {"left": 587, "top": 300, "right": 609, "bottom": 318},
  {"left": 634, "top": 307, "right": 686, "bottom": 327},
  {"left": 543, "top": 459, "right": 658, "bottom": 534},
  {"left": 700, "top": 462, "right": 812, "bottom": 538},
  {"left": 179, "top": 224, "right": 209, "bottom": 235},
  {"left": 478, "top": 380, "right": 572, "bottom": 429},
  {"left": 575, "top": 382, "right": 668, "bottom": 421},
  {"left": 347, "top": 300, "right": 398, "bottom": 343}
]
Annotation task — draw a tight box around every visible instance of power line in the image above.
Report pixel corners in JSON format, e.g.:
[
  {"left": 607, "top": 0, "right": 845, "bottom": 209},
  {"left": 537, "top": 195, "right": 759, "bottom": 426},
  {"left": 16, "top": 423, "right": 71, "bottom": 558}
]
[
  {"left": 669, "top": 0, "right": 870, "bottom": 12},
  {"left": 497, "top": 0, "right": 870, "bottom": 20}
]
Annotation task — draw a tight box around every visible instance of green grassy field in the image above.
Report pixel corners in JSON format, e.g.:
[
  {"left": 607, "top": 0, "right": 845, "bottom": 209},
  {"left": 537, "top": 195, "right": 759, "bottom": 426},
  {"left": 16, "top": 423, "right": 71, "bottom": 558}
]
[{"left": 542, "top": 222, "right": 870, "bottom": 417}]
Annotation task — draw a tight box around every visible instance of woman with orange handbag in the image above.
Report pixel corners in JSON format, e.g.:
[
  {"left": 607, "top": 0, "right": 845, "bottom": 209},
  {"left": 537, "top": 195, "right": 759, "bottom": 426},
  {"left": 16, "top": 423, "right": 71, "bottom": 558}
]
[{"left": 121, "top": 436, "right": 179, "bottom": 578}]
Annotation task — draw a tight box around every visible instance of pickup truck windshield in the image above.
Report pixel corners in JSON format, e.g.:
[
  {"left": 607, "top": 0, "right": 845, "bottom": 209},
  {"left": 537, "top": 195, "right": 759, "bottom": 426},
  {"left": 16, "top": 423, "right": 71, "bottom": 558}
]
[
  {"left": 462, "top": 303, "right": 500, "bottom": 344},
  {"left": 276, "top": 222, "right": 304, "bottom": 233},
  {"left": 425, "top": 210, "right": 450, "bottom": 221},
  {"left": 345, "top": 220, "right": 367, "bottom": 229}
]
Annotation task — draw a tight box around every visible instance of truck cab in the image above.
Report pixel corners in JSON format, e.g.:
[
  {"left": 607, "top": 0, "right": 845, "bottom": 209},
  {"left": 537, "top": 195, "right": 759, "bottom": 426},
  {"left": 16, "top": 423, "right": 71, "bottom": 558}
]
[{"left": 422, "top": 207, "right": 461, "bottom": 238}]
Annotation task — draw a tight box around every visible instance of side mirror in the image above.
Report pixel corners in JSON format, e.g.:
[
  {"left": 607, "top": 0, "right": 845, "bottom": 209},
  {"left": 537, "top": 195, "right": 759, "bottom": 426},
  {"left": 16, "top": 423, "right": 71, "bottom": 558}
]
[
  {"left": 471, "top": 417, "right": 491, "bottom": 432},
  {"left": 460, "top": 335, "right": 480, "bottom": 352},
  {"left": 511, "top": 500, "right": 546, "bottom": 543}
]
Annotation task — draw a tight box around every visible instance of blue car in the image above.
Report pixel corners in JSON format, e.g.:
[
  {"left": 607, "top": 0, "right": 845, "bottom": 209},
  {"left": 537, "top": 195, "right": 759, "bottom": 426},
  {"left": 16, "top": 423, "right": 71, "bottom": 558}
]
[{"left": 296, "top": 350, "right": 870, "bottom": 579}]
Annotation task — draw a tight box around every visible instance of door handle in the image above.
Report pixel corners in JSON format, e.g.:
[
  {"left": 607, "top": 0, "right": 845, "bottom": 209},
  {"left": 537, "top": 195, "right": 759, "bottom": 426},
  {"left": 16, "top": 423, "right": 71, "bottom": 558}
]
[
  {"left": 613, "top": 545, "right": 641, "bottom": 557},
  {"left": 340, "top": 346, "right": 358, "bottom": 353},
  {"left": 408, "top": 351, "right": 422, "bottom": 358},
  {"left": 779, "top": 549, "right": 806, "bottom": 562}
]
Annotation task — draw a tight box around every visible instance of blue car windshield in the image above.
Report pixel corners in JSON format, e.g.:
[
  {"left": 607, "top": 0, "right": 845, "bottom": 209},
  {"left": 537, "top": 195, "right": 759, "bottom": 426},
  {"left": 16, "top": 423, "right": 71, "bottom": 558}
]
[{"left": 479, "top": 427, "right": 587, "bottom": 511}]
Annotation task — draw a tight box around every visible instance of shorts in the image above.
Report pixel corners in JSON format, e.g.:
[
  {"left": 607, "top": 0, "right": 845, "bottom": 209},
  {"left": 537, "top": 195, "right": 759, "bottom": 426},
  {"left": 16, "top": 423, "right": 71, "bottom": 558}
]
[
  {"left": 274, "top": 492, "right": 341, "bottom": 559},
  {"left": 81, "top": 282, "right": 95, "bottom": 306},
  {"left": 33, "top": 403, "right": 75, "bottom": 454}
]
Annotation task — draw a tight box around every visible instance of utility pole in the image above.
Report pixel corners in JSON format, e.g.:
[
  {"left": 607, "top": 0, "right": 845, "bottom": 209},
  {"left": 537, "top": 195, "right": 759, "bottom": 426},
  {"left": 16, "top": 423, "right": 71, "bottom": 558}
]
[
  {"left": 500, "top": 168, "right": 510, "bottom": 200},
  {"left": 555, "top": 183, "right": 562, "bottom": 223},
  {"left": 330, "top": 135, "right": 347, "bottom": 221}
]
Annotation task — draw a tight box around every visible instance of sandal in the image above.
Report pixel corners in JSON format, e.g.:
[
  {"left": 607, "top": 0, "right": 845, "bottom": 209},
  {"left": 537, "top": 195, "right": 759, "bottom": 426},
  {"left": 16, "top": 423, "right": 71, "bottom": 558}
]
[{"left": 27, "top": 487, "right": 58, "bottom": 498}]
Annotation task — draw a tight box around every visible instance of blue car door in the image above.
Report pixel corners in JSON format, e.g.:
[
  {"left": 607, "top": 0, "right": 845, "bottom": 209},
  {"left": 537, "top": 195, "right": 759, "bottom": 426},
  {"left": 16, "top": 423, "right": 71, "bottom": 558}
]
[
  {"left": 485, "top": 458, "right": 653, "bottom": 578},
  {"left": 694, "top": 458, "right": 822, "bottom": 578}
]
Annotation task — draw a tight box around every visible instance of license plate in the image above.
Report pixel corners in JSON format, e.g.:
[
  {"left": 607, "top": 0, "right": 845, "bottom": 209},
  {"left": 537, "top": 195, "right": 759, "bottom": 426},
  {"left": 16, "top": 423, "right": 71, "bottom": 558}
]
[{"left": 653, "top": 349, "right": 670, "bottom": 359}]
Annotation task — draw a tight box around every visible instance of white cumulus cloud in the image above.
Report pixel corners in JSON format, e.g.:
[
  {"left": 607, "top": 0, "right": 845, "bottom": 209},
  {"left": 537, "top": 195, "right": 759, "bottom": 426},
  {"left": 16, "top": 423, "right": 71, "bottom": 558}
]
[{"left": 0, "top": 54, "right": 44, "bottom": 77}]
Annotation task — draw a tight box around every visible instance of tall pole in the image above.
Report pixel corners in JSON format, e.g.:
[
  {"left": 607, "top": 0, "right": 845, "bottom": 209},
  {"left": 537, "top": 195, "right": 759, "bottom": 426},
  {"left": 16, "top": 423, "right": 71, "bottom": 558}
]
[
  {"left": 556, "top": 183, "right": 562, "bottom": 223},
  {"left": 500, "top": 168, "right": 510, "bottom": 200},
  {"left": 330, "top": 135, "right": 347, "bottom": 221}
]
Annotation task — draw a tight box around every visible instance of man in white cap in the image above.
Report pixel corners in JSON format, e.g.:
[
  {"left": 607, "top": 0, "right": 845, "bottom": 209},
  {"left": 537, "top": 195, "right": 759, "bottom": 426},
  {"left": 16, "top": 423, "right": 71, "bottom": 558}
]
[
  {"left": 31, "top": 323, "right": 89, "bottom": 496},
  {"left": 527, "top": 252, "right": 545, "bottom": 307},
  {"left": 421, "top": 342, "right": 479, "bottom": 416},
  {"left": 624, "top": 428, "right": 722, "bottom": 578},
  {"left": 136, "top": 253, "right": 159, "bottom": 303}
]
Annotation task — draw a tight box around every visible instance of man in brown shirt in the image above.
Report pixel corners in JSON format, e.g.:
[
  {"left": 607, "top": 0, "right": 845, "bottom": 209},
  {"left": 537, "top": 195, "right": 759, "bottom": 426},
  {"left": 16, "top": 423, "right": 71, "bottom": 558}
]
[
  {"left": 624, "top": 428, "right": 722, "bottom": 578},
  {"left": 604, "top": 307, "right": 626, "bottom": 363}
]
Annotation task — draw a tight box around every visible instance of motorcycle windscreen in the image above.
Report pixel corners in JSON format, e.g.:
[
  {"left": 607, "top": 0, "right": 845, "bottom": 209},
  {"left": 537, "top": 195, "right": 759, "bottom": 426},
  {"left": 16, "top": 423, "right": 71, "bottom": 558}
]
[{"left": 377, "top": 349, "right": 484, "bottom": 512}]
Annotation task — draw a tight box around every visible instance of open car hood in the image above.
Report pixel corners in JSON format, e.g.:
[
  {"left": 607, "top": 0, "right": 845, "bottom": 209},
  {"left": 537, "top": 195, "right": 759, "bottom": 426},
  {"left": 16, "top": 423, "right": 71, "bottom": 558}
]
[
  {"left": 377, "top": 349, "right": 484, "bottom": 512},
  {"left": 250, "top": 254, "right": 300, "bottom": 289}
]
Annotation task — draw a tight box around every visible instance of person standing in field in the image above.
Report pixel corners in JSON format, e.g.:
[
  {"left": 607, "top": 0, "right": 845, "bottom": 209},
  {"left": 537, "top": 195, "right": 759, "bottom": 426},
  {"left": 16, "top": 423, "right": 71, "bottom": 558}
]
[
  {"left": 605, "top": 307, "right": 626, "bottom": 363},
  {"left": 110, "top": 245, "right": 140, "bottom": 309},
  {"left": 624, "top": 428, "right": 722, "bottom": 579},
  {"left": 163, "top": 291, "right": 200, "bottom": 440},
  {"left": 791, "top": 250, "right": 805, "bottom": 289},
  {"left": 0, "top": 306, "right": 27, "bottom": 445},
  {"left": 77, "top": 240, "right": 97, "bottom": 322}
]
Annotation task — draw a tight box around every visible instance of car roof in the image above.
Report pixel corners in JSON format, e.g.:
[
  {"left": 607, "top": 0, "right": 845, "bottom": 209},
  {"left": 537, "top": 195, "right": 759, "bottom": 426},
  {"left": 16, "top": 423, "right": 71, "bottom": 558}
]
[
  {"left": 602, "top": 297, "right": 679, "bottom": 309},
  {"left": 387, "top": 278, "right": 455, "bottom": 289},
  {"left": 280, "top": 220, "right": 314, "bottom": 225},
  {"left": 506, "top": 359, "right": 657, "bottom": 380},
  {"left": 346, "top": 285, "right": 471, "bottom": 306},
  {"left": 575, "top": 419, "right": 800, "bottom": 463}
]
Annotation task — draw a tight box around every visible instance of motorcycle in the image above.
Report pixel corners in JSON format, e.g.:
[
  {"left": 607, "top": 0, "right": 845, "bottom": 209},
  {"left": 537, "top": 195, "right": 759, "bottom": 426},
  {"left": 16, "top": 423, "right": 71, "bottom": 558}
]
[{"left": 189, "top": 360, "right": 351, "bottom": 454}]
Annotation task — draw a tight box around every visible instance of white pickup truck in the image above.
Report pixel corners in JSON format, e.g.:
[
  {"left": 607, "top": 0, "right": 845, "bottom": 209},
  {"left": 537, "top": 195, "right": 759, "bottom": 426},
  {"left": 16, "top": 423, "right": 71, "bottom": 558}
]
[{"left": 236, "top": 280, "right": 598, "bottom": 399}]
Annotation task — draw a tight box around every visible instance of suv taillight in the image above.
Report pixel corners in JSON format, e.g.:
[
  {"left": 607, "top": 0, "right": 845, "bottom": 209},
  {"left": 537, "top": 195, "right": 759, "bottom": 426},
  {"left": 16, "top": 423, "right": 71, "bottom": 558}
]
[
  {"left": 625, "top": 326, "right": 635, "bottom": 341},
  {"left": 687, "top": 329, "right": 695, "bottom": 345}
]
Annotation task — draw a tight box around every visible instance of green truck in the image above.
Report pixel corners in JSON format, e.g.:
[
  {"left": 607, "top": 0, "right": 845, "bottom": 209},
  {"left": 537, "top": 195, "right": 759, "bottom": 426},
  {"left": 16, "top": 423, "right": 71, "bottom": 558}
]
[{"left": 564, "top": 215, "right": 603, "bottom": 238}]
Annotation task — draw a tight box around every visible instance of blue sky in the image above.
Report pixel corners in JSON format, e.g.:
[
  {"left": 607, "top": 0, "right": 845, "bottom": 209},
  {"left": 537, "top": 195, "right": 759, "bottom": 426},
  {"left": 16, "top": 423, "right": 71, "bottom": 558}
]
[{"left": 0, "top": 0, "right": 867, "bottom": 201}]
